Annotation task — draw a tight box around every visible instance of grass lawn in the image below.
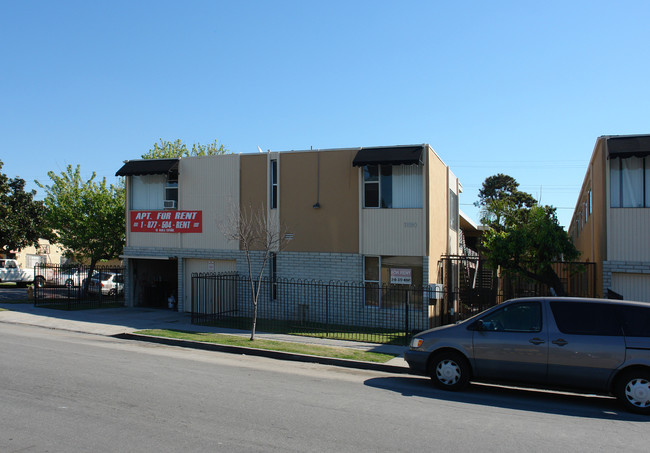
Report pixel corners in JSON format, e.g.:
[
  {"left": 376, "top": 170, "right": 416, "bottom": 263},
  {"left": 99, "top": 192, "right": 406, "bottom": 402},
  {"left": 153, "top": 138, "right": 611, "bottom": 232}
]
[
  {"left": 135, "top": 329, "right": 398, "bottom": 363},
  {"left": 194, "top": 316, "right": 410, "bottom": 345}
]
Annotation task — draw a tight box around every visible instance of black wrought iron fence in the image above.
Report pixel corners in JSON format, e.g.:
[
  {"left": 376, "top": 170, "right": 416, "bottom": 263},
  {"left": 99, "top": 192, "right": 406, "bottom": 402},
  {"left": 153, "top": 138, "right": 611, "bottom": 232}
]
[
  {"left": 437, "top": 256, "right": 597, "bottom": 323},
  {"left": 33, "top": 263, "right": 125, "bottom": 310},
  {"left": 191, "top": 273, "right": 443, "bottom": 345}
]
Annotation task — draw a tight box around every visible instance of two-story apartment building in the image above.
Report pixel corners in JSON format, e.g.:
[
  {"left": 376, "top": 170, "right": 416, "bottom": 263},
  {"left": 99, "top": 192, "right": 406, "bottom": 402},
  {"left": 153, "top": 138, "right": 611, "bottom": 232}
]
[
  {"left": 116, "top": 144, "right": 462, "bottom": 314},
  {"left": 569, "top": 134, "right": 650, "bottom": 301}
]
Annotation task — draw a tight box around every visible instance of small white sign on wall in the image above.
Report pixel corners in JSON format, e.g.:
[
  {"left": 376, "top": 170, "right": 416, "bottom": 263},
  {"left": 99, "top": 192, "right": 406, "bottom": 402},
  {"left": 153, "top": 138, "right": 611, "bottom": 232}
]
[
  {"left": 390, "top": 268, "right": 412, "bottom": 285},
  {"left": 208, "top": 261, "right": 215, "bottom": 272}
]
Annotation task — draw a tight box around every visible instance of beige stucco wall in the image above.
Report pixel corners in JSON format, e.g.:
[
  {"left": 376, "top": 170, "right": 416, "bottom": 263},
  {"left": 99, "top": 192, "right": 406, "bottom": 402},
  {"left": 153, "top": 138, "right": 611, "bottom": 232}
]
[
  {"left": 12, "top": 239, "right": 66, "bottom": 268},
  {"left": 427, "top": 146, "right": 450, "bottom": 274},
  {"left": 592, "top": 138, "right": 607, "bottom": 283},
  {"left": 448, "top": 168, "right": 460, "bottom": 256},
  {"left": 569, "top": 138, "right": 608, "bottom": 297},
  {"left": 280, "top": 150, "right": 359, "bottom": 253},
  {"left": 240, "top": 154, "right": 268, "bottom": 209},
  {"left": 240, "top": 153, "right": 269, "bottom": 252}
]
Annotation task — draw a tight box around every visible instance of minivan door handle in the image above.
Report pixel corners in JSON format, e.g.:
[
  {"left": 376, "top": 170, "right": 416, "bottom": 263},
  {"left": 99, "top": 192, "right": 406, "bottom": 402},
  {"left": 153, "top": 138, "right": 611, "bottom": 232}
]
[
  {"left": 552, "top": 339, "right": 568, "bottom": 346},
  {"left": 529, "top": 338, "right": 545, "bottom": 345}
]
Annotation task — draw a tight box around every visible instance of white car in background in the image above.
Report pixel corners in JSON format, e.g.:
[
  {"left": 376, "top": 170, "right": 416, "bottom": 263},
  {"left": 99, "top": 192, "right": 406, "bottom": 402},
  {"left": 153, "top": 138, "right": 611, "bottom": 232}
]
[
  {"left": 53, "top": 269, "right": 91, "bottom": 288},
  {"left": 87, "top": 272, "right": 124, "bottom": 296}
]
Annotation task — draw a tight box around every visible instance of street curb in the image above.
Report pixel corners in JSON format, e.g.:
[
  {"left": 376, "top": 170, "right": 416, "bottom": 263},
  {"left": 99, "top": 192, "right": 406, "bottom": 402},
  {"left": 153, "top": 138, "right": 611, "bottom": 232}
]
[{"left": 113, "top": 332, "right": 412, "bottom": 375}]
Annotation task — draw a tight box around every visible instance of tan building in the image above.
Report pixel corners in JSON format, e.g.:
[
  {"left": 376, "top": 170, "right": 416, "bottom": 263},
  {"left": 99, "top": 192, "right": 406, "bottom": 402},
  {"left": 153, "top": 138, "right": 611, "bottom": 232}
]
[
  {"left": 116, "top": 145, "right": 462, "bottom": 319},
  {"left": 6, "top": 238, "right": 66, "bottom": 269},
  {"left": 569, "top": 134, "right": 650, "bottom": 301}
]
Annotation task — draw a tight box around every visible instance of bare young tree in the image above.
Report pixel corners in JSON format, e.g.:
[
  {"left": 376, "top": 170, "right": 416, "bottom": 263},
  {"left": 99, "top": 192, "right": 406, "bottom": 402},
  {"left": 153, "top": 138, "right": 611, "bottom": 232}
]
[{"left": 220, "top": 201, "right": 288, "bottom": 340}]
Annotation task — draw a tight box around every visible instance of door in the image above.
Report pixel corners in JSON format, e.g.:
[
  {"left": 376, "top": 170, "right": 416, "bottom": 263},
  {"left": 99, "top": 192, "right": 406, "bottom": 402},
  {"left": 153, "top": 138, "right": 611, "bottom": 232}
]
[
  {"left": 184, "top": 259, "right": 236, "bottom": 313},
  {"left": 472, "top": 301, "right": 548, "bottom": 383},
  {"left": 546, "top": 301, "right": 625, "bottom": 391}
]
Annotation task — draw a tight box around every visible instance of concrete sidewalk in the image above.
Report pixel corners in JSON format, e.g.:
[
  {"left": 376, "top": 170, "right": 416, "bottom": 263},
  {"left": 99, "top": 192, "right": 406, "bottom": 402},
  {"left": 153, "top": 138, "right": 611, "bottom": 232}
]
[{"left": 0, "top": 303, "right": 410, "bottom": 373}]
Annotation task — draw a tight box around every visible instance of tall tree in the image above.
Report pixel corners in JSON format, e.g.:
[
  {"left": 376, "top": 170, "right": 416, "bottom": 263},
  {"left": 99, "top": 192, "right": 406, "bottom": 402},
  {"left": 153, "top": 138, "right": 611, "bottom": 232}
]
[
  {"left": 475, "top": 173, "right": 537, "bottom": 228},
  {"left": 37, "top": 165, "right": 125, "bottom": 288},
  {"left": 0, "top": 160, "right": 50, "bottom": 255},
  {"left": 141, "top": 138, "right": 229, "bottom": 159},
  {"left": 477, "top": 174, "right": 579, "bottom": 296}
]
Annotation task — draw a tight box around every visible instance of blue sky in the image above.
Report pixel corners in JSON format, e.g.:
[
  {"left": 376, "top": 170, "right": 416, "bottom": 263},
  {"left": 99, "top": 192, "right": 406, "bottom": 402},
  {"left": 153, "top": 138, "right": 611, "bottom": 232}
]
[{"left": 2, "top": 1, "right": 650, "bottom": 227}]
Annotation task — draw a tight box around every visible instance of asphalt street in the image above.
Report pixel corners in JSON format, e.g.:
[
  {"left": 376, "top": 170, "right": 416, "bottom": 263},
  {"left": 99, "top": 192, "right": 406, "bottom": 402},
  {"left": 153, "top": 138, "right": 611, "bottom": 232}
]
[
  {"left": 1, "top": 323, "right": 648, "bottom": 453},
  {"left": 0, "top": 286, "right": 29, "bottom": 301}
]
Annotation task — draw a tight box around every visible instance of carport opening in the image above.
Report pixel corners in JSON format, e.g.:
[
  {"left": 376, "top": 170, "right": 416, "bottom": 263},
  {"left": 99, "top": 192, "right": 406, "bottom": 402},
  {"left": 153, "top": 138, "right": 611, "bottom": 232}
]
[{"left": 132, "top": 259, "right": 178, "bottom": 309}]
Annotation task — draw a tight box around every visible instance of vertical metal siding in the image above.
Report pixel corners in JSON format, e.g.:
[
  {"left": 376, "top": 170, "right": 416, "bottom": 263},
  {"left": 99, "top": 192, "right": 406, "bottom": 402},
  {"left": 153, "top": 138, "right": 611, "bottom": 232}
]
[
  {"left": 181, "top": 155, "right": 241, "bottom": 250},
  {"left": 611, "top": 272, "right": 650, "bottom": 302},
  {"left": 609, "top": 209, "right": 650, "bottom": 261},
  {"left": 361, "top": 208, "right": 425, "bottom": 256},
  {"left": 127, "top": 155, "right": 241, "bottom": 249},
  {"left": 184, "top": 259, "right": 236, "bottom": 312}
]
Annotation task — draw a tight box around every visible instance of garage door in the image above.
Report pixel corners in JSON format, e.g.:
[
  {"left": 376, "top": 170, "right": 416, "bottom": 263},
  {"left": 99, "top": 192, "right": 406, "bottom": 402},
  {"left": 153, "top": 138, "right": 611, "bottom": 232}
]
[
  {"left": 183, "top": 259, "right": 236, "bottom": 312},
  {"left": 611, "top": 273, "right": 650, "bottom": 302}
]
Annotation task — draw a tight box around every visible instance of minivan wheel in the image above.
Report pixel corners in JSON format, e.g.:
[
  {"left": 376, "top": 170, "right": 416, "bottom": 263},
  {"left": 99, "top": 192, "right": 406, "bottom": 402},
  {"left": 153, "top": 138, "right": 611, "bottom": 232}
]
[
  {"left": 615, "top": 370, "right": 650, "bottom": 415},
  {"left": 429, "top": 352, "right": 470, "bottom": 391}
]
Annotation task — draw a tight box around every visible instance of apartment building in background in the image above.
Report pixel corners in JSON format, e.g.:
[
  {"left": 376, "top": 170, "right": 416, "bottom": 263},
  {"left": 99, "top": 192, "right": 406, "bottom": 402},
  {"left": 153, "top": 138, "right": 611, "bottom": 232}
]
[{"left": 569, "top": 134, "right": 650, "bottom": 301}]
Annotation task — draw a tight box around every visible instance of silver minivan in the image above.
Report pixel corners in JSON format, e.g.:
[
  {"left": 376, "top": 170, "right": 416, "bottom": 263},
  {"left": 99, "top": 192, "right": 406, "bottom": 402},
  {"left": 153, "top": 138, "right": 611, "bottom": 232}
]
[{"left": 404, "top": 297, "right": 650, "bottom": 414}]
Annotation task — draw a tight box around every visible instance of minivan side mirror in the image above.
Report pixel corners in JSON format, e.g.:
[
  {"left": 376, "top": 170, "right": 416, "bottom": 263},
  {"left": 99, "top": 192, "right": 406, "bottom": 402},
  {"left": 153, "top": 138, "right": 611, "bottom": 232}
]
[{"left": 470, "top": 320, "right": 485, "bottom": 331}]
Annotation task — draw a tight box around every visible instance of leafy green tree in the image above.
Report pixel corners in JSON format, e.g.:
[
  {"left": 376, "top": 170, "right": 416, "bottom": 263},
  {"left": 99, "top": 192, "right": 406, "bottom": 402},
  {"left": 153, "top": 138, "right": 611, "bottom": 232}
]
[
  {"left": 477, "top": 174, "right": 579, "bottom": 296},
  {"left": 475, "top": 173, "right": 536, "bottom": 228},
  {"left": 141, "top": 138, "right": 229, "bottom": 159},
  {"left": 0, "top": 160, "right": 50, "bottom": 256},
  {"left": 37, "top": 165, "right": 125, "bottom": 288}
]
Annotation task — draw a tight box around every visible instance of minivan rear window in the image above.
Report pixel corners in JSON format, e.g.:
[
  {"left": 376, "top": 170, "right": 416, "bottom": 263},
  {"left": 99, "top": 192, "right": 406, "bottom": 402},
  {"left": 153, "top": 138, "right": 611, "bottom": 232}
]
[
  {"left": 620, "top": 305, "right": 650, "bottom": 337},
  {"left": 550, "top": 301, "right": 622, "bottom": 336}
]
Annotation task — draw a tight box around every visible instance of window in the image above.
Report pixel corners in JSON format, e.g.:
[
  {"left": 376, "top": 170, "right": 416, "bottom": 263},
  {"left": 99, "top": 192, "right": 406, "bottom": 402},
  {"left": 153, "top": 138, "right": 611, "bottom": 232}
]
[
  {"left": 449, "top": 190, "right": 459, "bottom": 231},
  {"left": 363, "top": 165, "right": 391, "bottom": 207},
  {"left": 550, "top": 302, "right": 622, "bottom": 336},
  {"left": 579, "top": 211, "right": 583, "bottom": 231},
  {"left": 270, "top": 159, "right": 278, "bottom": 209},
  {"left": 610, "top": 156, "right": 649, "bottom": 208},
  {"left": 479, "top": 302, "right": 542, "bottom": 333},
  {"left": 363, "top": 255, "right": 423, "bottom": 309},
  {"left": 131, "top": 175, "right": 166, "bottom": 210},
  {"left": 363, "top": 165, "right": 422, "bottom": 208},
  {"left": 364, "top": 256, "right": 380, "bottom": 307},
  {"left": 269, "top": 252, "right": 277, "bottom": 300},
  {"left": 620, "top": 305, "right": 650, "bottom": 337},
  {"left": 165, "top": 172, "right": 178, "bottom": 208}
]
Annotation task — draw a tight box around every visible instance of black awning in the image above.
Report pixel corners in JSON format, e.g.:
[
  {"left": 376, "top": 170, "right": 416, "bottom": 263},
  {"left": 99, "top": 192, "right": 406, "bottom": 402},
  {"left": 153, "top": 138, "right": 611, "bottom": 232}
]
[
  {"left": 352, "top": 146, "right": 424, "bottom": 167},
  {"left": 607, "top": 136, "right": 650, "bottom": 159},
  {"left": 115, "top": 159, "right": 179, "bottom": 176}
]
